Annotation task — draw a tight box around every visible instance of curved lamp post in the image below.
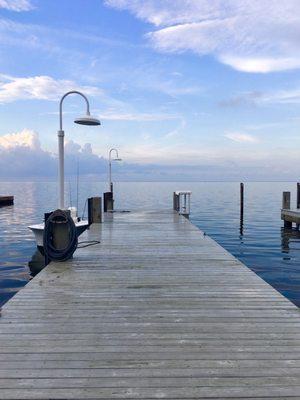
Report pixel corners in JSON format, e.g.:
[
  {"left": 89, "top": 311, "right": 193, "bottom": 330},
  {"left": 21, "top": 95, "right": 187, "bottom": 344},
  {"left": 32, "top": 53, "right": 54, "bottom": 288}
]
[
  {"left": 108, "top": 148, "right": 122, "bottom": 193},
  {"left": 58, "top": 90, "right": 100, "bottom": 209}
]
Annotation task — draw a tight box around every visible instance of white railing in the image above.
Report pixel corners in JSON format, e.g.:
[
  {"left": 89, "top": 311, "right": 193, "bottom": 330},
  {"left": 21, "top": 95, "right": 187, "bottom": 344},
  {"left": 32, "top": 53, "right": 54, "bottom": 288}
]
[{"left": 173, "top": 191, "right": 192, "bottom": 217}]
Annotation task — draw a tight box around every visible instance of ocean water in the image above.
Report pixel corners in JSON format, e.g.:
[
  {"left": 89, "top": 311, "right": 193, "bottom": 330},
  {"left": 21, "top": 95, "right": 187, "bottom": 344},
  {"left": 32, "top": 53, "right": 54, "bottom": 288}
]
[{"left": 0, "top": 181, "right": 300, "bottom": 307}]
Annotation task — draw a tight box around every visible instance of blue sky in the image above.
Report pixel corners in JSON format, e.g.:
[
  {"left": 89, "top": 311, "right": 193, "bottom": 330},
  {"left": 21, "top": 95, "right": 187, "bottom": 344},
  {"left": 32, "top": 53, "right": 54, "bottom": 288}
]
[{"left": 1, "top": 0, "right": 300, "bottom": 180}]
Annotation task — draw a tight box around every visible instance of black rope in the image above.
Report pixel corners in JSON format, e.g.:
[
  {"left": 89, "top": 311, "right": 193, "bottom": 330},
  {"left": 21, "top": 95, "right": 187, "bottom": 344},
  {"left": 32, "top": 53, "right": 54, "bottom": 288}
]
[
  {"left": 77, "top": 240, "right": 100, "bottom": 248},
  {"left": 43, "top": 209, "right": 78, "bottom": 263}
]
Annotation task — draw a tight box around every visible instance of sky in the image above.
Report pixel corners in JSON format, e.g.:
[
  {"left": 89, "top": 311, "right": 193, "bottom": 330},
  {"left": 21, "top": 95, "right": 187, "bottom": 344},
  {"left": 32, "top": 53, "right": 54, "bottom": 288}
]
[{"left": 1, "top": 0, "right": 300, "bottom": 180}]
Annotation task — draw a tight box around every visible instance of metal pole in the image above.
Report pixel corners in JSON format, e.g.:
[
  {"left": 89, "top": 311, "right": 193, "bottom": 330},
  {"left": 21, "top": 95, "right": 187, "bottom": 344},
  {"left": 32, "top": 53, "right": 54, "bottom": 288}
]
[
  {"left": 109, "top": 160, "right": 112, "bottom": 193},
  {"left": 108, "top": 148, "right": 119, "bottom": 193},
  {"left": 58, "top": 91, "right": 90, "bottom": 210}
]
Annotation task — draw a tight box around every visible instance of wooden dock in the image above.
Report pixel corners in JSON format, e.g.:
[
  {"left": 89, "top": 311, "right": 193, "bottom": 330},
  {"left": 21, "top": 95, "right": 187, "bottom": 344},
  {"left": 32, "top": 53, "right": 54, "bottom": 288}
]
[
  {"left": 1, "top": 210, "right": 300, "bottom": 399},
  {"left": 281, "top": 208, "right": 300, "bottom": 227},
  {"left": 0, "top": 196, "right": 13, "bottom": 207}
]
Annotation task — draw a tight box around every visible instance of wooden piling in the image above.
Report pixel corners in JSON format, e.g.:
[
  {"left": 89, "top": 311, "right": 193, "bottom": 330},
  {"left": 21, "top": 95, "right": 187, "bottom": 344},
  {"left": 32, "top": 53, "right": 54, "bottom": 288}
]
[
  {"left": 240, "top": 183, "right": 244, "bottom": 223},
  {"left": 103, "top": 192, "right": 113, "bottom": 212},
  {"left": 282, "top": 192, "right": 292, "bottom": 228},
  {"left": 282, "top": 191, "right": 291, "bottom": 210},
  {"left": 88, "top": 197, "right": 102, "bottom": 224}
]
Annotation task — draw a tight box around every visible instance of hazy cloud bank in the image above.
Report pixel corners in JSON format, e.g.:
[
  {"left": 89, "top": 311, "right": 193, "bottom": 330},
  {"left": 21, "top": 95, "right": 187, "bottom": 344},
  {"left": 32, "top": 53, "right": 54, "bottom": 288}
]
[{"left": 0, "top": 130, "right": 299, "bottom": 181}]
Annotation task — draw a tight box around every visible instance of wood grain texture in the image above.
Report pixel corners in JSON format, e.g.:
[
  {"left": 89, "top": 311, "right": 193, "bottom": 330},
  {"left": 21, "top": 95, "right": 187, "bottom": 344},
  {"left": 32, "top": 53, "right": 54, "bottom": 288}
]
[{"left": 1, "top": 209, "right": 300, "bottom": 399}]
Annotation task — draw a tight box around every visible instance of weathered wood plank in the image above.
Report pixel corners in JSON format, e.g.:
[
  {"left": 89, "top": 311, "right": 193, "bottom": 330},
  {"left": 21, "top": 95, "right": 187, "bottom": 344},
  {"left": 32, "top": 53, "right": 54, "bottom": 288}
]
[{"left": 0, "top": 209, "right": 300, "bottom": 399}]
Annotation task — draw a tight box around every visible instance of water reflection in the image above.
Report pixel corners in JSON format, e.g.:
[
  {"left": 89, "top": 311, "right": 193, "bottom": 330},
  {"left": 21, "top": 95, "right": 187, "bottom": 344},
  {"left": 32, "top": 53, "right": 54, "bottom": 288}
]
[{"left": 281, "top": 227, "right": 300, "bottom": 255}]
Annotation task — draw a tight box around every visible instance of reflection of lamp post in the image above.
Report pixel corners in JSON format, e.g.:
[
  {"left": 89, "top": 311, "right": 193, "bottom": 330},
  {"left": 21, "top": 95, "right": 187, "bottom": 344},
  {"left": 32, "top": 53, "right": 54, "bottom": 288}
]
[
  {"left": 108, "top": 148, "right": 122, "bottom": 194},
  {"left": 58, "top": 91, "right": 100, "bottom": 209}
]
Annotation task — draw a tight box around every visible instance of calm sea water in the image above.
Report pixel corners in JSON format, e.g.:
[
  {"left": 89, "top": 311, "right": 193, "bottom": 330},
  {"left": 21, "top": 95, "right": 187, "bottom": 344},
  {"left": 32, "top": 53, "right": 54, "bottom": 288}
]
[{"left": 1, "top": 181, "right": 300, "bottom": 307}]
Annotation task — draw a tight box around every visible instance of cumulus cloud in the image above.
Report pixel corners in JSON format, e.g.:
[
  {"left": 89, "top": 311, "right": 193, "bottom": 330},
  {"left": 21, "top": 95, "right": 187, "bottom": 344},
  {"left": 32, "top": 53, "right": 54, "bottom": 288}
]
[
  {"left": 0, "top": 130, "right": 106, "bottom": 177},
  {"left": 224, "top": 132, "right": 259, "bottom": 143},
  {"left": 0, "top": 128, "right": 40, "bottom": 149},
  {"left": 0, "top": 130, "right": 55, "bottom": 177},
  {"left": 0, "top": 74, "right": 101, "bottom": 103},
  {"left": 0, "top": 0, "right": 33, "bottom": 11},
  {"left": 105, "top": 0, "right": 300, "bottom": 73}
]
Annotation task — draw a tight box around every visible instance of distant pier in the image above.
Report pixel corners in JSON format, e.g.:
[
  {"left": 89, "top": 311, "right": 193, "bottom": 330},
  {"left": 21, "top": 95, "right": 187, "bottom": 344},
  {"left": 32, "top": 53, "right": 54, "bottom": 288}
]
[
  {"left": 0, "top": 196, "right": 13, "bottom": 207},
  {"left": 1, "top": 209, "right": 300, "bottom": 398}
]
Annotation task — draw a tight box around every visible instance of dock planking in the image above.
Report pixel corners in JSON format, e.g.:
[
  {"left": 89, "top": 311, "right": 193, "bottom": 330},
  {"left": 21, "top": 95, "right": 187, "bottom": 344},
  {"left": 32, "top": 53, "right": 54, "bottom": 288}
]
[{"left": 1, "top": 210, "right": 300, "bottom": 399}]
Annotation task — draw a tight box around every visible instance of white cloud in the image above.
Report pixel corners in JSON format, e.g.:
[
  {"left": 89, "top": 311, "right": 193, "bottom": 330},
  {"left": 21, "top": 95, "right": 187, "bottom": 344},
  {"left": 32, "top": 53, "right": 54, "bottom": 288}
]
[
  {"left": 224, "top": 132, "right": 259, "bottom": 143},
  {"left": 0, "top": 130, "right": 107, "bottom": 177},
  {"left": 0, "top": 128, "right": 40, "bottom": 149},
  {"left": 106, "top": 0, "right": 300, "bottom": 73},
  {"left": 221, "top": 87, "right": 300, "bottom": 107},
  {"left": 0, "top": 0, "right": 33, "bottom": 11},
  {"left": 260, "top": 88, "right": 300, "bottom": 105},
  {"left": 100, "top": 110, "right": 178, "bottom": 122},
  {"left": 0, "top": 74, "right": 101, "bottom": 103}
]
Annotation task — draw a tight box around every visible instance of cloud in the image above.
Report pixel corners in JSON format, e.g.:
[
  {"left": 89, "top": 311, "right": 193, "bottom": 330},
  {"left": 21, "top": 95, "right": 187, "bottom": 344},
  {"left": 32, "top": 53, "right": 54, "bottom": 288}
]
[
  {"left": 100, "top": 110, "right": 178, "bottom": 122},
  {"left": 0, "top": 130, "right": 55, "bottom": 177},
  {"left": 2, "top": 129, "right": 300, "bottom": 181},
  {"left": 105, "top": 0, "right": 300, "bottom": 73},
  {"left": 0, "top": 74, "right": 101, "bottom": 103},
  {"left": 0, "top": 128, "right": 40, "bottom": 149},
  {"left": 220, "top": 87, "right": 300, "bottom": 108},
  {"left": 0, "top": 130, "right": 106, "bottom": 177},
  {"left": 0, "top": 0, "right": 33, "bottom": 11},
  {"left": 224, "top": 132, "right": 259, "bottom": 143}
]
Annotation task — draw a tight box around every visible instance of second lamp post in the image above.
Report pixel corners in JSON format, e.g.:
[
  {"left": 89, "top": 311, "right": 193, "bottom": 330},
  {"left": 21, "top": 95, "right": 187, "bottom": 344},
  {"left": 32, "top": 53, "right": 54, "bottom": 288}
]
[{"left": 108, "top": 148, "right": 122, "bottom": 194}]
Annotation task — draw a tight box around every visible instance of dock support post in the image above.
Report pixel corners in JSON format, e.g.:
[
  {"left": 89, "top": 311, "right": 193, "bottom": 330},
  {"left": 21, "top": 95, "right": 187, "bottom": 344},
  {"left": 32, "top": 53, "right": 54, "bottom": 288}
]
[
  {"left": 282, "top": 191, "right": 291, "bottom": 210},
  {"left": 240, "top": 183, "right": 244, "bottom": 235},
  {"left": 88, "top": 197, "right": 102, "bottom": 224},
  {"left": 297, "top": 183, "right": 300, "bottom": 209},
  {"left": 282, "top": 192, "right": 292, "bottom": 228},
  {"left": 104, "top": 192, "right": 113, "bottom": 212}
]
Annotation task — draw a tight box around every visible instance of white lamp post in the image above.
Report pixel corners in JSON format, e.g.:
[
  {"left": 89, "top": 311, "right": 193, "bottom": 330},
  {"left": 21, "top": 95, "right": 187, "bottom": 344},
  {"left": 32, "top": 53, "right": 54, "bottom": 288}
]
[
  {"left": 108, "top": 148, "right": 122, "bottom": 193},
  {"left": 58, "top": 90, "right": 100, "bottom": 209}
]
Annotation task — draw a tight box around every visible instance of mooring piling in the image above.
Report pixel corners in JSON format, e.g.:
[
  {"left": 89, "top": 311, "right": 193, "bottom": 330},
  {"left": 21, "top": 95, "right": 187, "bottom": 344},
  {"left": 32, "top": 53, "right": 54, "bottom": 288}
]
[
  {"left": 240, "top": 183, "right": 244, "bottom": 235},
  {"left": 88, "top": 197, "right": 102, "bottom": 224},
  {"left": 103, "top": 192, "right": 113, "bottom": 212}
]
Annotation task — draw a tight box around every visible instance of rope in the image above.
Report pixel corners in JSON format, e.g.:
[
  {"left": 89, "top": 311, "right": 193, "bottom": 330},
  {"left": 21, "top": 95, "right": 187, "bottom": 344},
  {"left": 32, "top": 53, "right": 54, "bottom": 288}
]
[
  {"left": 77, "top": 240, "right": 100, "bottom": 248},
  {"left": 43, "top": 209, "right": 78, "bottom": 263}
]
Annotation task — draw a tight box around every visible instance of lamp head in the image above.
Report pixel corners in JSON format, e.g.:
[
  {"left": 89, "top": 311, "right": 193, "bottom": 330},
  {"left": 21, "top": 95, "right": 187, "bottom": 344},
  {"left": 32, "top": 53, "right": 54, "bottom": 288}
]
[{"left": 74, "top": 114, "right": 101, "bottom": 126}]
